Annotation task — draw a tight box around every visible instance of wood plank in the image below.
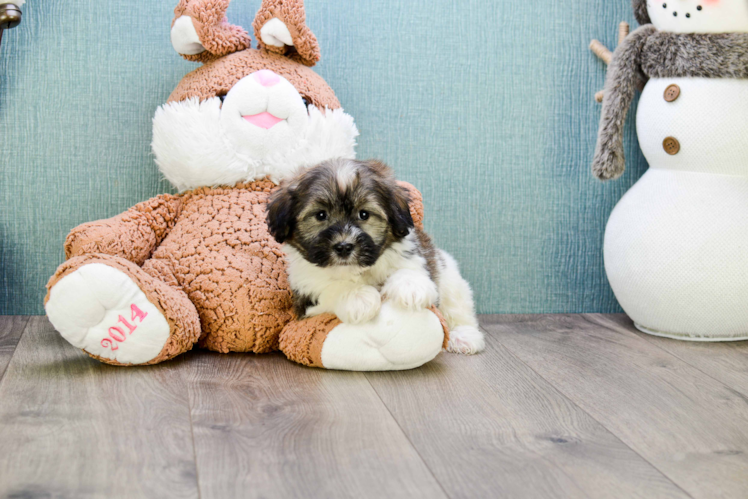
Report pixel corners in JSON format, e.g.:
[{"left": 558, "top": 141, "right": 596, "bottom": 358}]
[
  {"left": 0, "top": 316, "right": 28, "bottom": 382},
  {"left": 605, "top": 315, "right": 748, "bottom": 398},
  {"left": 186, "top": 349, "right": 446, "bottom": 499},
  {"left": 0, "top": 317, "right": 199, "bottom": 499},
  {"left": 484, "top": 314, "right": 748, "bottom": 499},
  {"left": 365, "top": 330, "right": 687, "bottom": 498}
]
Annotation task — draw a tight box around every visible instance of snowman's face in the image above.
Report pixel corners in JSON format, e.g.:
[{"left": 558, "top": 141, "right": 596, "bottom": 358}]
[{"left": 647, "top": 0, "right": 748, "bottom": 33}]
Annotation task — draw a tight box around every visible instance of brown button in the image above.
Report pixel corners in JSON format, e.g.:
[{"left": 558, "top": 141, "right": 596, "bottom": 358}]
[
  {"left": 664, "top": 84, "right": 681, "bottom": 102},
  {"left": 663, "top": 137, "right": 680, "bottom": 155}
]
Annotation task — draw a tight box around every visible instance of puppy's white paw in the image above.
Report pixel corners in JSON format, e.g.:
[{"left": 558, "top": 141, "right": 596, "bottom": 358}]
[
  {"left": 335, "top": 286, "right": 382, "bottom": 324},
  {"left": 447, "top": 325, "right": 486, "bottom": 355},
  {"left": 382, "top": 270, "right": 438, "bottom": 311}
]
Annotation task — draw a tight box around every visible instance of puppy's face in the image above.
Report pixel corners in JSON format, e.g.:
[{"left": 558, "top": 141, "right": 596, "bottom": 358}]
[{"left": 267, "top": 159, "right": 414, "bottom": 267}]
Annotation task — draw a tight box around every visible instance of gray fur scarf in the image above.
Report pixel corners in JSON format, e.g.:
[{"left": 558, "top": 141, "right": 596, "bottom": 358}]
[{"left": 592, "top": 27, "right": 748, "bottom": 180}]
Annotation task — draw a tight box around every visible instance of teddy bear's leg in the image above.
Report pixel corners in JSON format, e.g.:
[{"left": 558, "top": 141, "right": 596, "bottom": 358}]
[
  {"left": 280, "top": 304, "right": 448, "bottom": 371},
  {"left": 45, "top": 254, "right": 200, "bottom": 366}
]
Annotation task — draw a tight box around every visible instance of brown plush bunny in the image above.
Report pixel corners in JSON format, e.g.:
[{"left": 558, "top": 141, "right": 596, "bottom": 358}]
[{"left": 45, "top": 0, "right": 449, "bottom": 370}]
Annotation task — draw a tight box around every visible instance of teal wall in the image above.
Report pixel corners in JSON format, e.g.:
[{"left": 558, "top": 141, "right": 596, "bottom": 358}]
[{"left": 0, "top": 0, "right": 648, "bottom": 315}]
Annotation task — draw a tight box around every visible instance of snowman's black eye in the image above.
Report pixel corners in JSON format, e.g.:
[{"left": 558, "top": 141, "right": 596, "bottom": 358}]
[
  {"left": 663, "top": 3, "right": 667, "bottom": 7},
  {"left": 697, "top": 5, "right": 703, "bottom": 10}
]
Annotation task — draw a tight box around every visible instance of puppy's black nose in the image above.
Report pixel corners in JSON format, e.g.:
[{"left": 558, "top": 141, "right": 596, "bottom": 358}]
[{"left": 332, "top": 242, "right": 354, "bottom": 257}]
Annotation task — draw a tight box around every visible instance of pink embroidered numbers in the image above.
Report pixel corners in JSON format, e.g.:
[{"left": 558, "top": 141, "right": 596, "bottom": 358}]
[{"left": 100, "top": 304, "right": 149, "bottom": 351}]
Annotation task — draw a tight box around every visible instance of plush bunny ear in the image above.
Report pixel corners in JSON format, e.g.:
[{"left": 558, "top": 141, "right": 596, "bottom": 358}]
[
  {"left": 632, "top": 0, "right": 652, "bottom": 25},
  {"left": 171, "top": 0, "right": 251, "bottom": 63},
  {"left": 252, "top": 0, "right": 321, "bottom": 67}
]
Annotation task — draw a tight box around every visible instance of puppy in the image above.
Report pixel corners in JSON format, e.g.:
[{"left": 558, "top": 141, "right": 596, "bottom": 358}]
[{"left": 267, "top": 158, "right": 485, "bottom": 354}]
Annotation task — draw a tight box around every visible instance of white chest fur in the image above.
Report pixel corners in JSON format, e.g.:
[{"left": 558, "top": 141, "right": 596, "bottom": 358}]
[{"left": 283, "top": 235, "right": 426, "bottom": 296}]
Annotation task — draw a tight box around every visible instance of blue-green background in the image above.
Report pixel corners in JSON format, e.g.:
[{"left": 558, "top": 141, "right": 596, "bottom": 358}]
[{"left": 0, "top": 0, "right": 648, "bottom": 315}]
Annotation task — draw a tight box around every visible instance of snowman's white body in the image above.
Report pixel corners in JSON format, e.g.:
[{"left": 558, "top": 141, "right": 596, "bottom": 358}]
[
  {"left": 602, "top": 0, "right": 748, "bottom": 340},
  {"left": 605, "top": 77, "right": 748, "bottom": 340}
]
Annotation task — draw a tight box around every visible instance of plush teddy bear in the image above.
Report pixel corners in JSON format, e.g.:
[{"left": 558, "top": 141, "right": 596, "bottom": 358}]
[
  {"left": 44, "top": 0, "right": 451, "bottom": 369},
  {"left": 592, "top": 0, "right": 748, "bottom": 340}
]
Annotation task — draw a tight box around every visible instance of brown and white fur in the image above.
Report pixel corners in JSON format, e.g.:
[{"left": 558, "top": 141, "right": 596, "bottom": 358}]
[{"left": 267, "top": 159, "right": 485, "bottom": 354}]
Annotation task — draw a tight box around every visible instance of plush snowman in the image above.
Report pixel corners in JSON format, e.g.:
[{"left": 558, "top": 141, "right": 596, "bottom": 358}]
[{"left": 593, "top": 0, "right": 748, "bottom": 340}]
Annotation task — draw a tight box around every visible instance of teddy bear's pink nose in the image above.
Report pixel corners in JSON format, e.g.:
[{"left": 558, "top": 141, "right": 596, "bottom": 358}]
[{"left": 255, "top": 70, "right": 280, "bottom": 87}]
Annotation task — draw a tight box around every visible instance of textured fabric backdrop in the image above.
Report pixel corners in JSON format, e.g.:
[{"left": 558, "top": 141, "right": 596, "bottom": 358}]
[{"left": 0, "top": 0, "right": 648, "bottom": 315}]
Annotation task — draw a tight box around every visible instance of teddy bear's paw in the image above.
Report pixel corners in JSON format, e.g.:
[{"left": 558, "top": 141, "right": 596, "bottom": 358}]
[
  {"left": 319, "top": 302, "right": 445, "bottom": 371},
  {"left": 46, "top": 263, "right": 171, "bottom": 365},
  {"left": 382, "top": 270, "right": 438, "bottom": 311},
  {"left": 446, "top": 325, "right": 486, "bottom": 355},
  {"left": 334, "top": 285, "right": 381, "bottom": 324}
]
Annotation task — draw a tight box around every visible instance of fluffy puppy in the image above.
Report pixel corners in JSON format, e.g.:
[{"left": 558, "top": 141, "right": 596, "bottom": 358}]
[{"left": 267, "top": 158, "right": 485, "bottom": 354}]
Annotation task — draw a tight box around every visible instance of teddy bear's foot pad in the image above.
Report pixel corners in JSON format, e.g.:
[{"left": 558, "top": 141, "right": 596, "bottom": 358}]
[{"left": 46, "top": 263, "right": 171, "bottom": 365}]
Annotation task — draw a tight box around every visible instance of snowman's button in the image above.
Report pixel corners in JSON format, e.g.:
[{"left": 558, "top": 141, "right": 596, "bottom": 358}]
[
  {"left": 664, "top": 84, "right": 681, "bottom": 102},
  {"left": 663, "top": 137, "right": 681, "bottom": 155}
]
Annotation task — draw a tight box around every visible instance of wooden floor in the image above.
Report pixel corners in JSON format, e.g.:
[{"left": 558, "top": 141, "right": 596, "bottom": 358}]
[{"left": 0, "top": 315, "right": 747, "bottom": 498}]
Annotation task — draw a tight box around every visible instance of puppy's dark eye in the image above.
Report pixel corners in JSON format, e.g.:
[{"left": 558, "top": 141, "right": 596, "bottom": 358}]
[
  {"left": 358, "top": 210, "right": 370, "bottom": 221},
  {"left": 301, "top": 97, "right": 310, "bottom": 107},
  {"left": 217, "top": 93, "right": 227, "bottom": 103},
  {"left": 315, "top": 211, "right": 328, "bottom": 221}
]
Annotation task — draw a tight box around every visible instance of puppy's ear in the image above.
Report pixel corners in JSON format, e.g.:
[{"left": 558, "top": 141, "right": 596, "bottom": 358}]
[
  {"left": 364, "top": 160, "right": 414, "bottom": 239},
  {"left": 386, "top": 184, "right": 415, "bottom": 239},
  {"left": 267, "top": 183, "right": 297, "bottom": 244}
]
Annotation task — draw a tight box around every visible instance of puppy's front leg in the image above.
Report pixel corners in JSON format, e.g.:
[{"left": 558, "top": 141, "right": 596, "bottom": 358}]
[
  {"left": 382, "top": 269, "right": 438, "bottom": 311},
  {"left": 307, "top": 284, "right": 382, "bottom": 325}
]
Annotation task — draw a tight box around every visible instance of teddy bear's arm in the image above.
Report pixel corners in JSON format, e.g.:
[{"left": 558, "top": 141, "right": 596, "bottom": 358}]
[
  {"left": 592, "top": 24, "right": 656, "bottom": 181},
  {"left": 64, "top": 194, "right": 184, "bottom": 265},
  {"left": 397, "top": 181, "right": 425, "bottom": 232}
]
